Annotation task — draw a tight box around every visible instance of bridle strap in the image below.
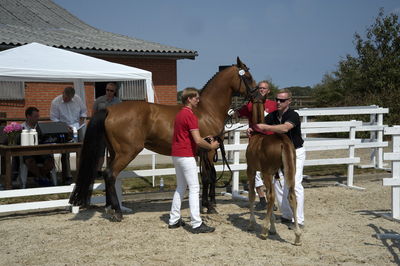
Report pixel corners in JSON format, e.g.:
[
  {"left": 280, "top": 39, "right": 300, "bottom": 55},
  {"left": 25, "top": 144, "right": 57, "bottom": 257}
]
[{"left": 238, "top": 68, "right": 257, "bottom": 101}]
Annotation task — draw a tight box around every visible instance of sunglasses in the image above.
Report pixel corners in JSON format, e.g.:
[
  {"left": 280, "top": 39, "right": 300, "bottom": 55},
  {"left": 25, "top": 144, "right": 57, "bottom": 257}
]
[
  {"left": 257, "top": 87, "right": 268, "bottom": 90},
  {"left": 275, "top": 98, "right": 290, "bottom": 103}
]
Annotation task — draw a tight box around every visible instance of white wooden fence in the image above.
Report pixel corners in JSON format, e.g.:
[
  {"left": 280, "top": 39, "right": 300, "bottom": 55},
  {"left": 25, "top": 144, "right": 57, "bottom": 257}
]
[
  {"left": 381, "top": 126, "right": 400, "bottom": 221},
  {"left": 375, "top": 126, "right": 400, "bottom": 240},
  {"left": 0, "top": 106, "right": 390, "bottom": 214},
  {"left": 298, "top": 105, "right": 389, "bottom": 169}
]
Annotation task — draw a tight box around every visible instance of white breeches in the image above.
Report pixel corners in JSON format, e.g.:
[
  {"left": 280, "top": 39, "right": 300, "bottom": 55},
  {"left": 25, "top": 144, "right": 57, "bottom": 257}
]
[
  {"left": 274, "top": 147, "right": 306, "bottom": 225},
  {"left": 169, "top": 156, "right": 202, "bottom": 228}
]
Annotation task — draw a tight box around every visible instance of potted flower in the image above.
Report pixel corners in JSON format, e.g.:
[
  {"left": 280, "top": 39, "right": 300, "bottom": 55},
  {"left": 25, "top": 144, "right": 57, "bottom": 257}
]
[{"left": 3, "top": 122, "right": 22, "bottom": 145}]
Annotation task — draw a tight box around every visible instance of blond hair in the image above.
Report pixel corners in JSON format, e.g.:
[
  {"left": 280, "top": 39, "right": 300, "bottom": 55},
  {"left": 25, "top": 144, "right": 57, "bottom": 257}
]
[
  {"left": 258, "top": 80, "right": 270, "bottom": 88},
  {"left": 181, "top": 87, "right": 199, "bottom": 104},
  {"left": 278, "top": 88, "right": 292, "bottom": 98}
]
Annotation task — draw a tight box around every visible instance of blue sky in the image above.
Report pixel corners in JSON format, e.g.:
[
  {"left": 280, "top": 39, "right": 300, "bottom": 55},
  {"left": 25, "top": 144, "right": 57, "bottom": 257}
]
[{"left": 54, "top": 0, "right": 400, "bottom": 90}]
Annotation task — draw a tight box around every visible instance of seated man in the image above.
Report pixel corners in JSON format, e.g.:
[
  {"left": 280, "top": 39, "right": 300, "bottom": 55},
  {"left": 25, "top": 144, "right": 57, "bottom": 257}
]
[{"left": 21, "top": 107, "right": 55, "bottom": 186}]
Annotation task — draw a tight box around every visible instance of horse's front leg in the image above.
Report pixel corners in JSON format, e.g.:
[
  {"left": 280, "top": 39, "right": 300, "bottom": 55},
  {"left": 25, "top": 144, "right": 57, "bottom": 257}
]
[
  {"left": 201, "top": 172, "right": 210, "bottom": 214},
  {"left": 208, "top": 163, "right": 218, "bottom": 213},
  {"left": 247, "top": 167, "right": 257, "bottom": 231}
]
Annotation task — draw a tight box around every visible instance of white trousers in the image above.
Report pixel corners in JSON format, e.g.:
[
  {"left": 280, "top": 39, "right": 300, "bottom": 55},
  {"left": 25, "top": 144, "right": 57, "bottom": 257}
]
[
  {"left": 169, "top": 156, "right": 202, "bottom": 228},
  {"left": 255, "top": 171, "right": 264, "bottom": 188},
  {"left": 274, "top": 147, "right": 306, "bottom": 225}
]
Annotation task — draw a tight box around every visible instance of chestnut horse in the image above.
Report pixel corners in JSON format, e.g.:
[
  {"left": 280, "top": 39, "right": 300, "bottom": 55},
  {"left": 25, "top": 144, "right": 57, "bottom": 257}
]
[
  {"left": 69, "top": 57, "right": 256, "bottom": 221},
  {"left": 245, "top": 91, "right": 302, "bottom": 245}
]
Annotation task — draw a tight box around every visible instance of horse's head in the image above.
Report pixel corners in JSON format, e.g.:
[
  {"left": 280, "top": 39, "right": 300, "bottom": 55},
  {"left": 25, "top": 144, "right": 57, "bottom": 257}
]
[
  {"left": 233, "top": 57, "right": 257, "bottom": 97},
  {"left": 250, "top": 89, "right": 267, "bottom": 124}
]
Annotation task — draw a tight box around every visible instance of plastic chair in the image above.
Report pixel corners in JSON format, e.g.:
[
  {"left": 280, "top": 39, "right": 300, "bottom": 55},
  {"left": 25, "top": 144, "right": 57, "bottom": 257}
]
[{"left": 18, "top": 156, "right": 57, "bottom": 188}]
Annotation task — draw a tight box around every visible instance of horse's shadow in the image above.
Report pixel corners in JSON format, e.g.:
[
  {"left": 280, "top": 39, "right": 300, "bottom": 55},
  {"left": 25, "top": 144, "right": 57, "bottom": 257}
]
[
  {"left": 69, "top": 205, "right": 105, "bottom": 221},
  {"left": 213, "top": 197, "right": 290, "bottom": 242},
  {"left": 69, "top": 199, "right": 174, "bottom": 222},
  {"left": 227, "top": 211, "right": 287, "bottom": 242}
]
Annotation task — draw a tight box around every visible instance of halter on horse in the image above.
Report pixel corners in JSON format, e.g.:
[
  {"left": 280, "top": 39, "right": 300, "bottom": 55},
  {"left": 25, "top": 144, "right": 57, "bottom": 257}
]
[
  {"left": 245, "top": 90, "right": 302, "bottom": 245},
  {"left": 69, "top": 57, "right": 256, "bottom": 221}
]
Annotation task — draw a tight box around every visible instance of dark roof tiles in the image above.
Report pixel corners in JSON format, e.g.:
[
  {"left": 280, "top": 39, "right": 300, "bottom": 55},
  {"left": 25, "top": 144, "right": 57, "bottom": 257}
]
[{"left": 0, "top": 0, "right": 197, "bottom": 58}]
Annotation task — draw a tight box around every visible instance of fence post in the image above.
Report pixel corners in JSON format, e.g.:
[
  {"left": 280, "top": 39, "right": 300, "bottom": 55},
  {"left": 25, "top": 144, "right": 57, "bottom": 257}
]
[
  {"left": 377, "top": 113, "right": 384, "bottom": 169},
  {"left": 301, "top": 114, "right": 308, "bottom": 140},
  {"left": 382, "top": 126, "right": 400, "bottom": 220},
  {"left": 391, "top": 130, "right": 400, "bottom": 219},
  {"left": 232, "top": 130, "right": 241, "bottom": 198},
  {"left": 376, "top": 126, "right": 400, "bottom": 240},
  {"left": 152, "top": 154, "right": 156, "bottom": 187},
  {"left": 227, "top": 131, "right": 233, "bottom": 162},
  {"left": 347, "top": 121, "right": 356, "bottom": 187},
  {"left": 369, "top": 113, "right": 377, "bottom": 167}
]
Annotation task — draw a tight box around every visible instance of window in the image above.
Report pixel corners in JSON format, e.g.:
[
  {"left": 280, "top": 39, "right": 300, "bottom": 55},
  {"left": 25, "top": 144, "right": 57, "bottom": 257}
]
[
  {"left": 118, "top": 80, "right": 146, "bottom": 100},
  {"left": 0, "top": 81, "right": 25, "bottom": 100}
]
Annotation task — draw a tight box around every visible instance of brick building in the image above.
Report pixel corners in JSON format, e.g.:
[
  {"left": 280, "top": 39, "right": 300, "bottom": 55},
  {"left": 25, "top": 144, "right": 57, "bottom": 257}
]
[{"left": 0, "top": 0, "right": 197, "bottom": 120}]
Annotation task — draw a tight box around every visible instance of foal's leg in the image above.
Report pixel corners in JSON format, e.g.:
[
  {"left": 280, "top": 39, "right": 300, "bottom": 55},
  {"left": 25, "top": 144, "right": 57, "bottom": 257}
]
[
  {"left": 262, "top": 172, "right": 277, "bottom": 239},
  {"left": 287, "top": 185, "right": 302, "bottom": 245},
  {"left": 247, "top": 167, "right": 257, "bottom": 231}
]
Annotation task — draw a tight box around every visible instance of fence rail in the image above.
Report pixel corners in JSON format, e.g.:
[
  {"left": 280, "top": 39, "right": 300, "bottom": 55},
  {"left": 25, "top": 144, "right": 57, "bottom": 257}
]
[{"left": 0, "top": 105, "right": 391, "bottom": 214}]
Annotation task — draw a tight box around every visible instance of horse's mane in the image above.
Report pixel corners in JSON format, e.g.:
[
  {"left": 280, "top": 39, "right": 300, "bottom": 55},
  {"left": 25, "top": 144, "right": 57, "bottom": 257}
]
[{"left": 199, "top": 64, "right": 236, "bottom": 95}]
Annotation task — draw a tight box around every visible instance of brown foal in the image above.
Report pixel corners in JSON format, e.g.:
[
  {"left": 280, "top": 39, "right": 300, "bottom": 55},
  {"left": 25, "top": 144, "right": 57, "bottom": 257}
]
[{"left": 245, "top": 91, "right": 302, "bottom": 245}]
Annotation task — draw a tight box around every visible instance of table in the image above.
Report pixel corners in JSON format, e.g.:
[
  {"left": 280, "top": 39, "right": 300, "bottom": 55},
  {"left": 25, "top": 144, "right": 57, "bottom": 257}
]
[{"left": 0, "top": 143, "right": 82, "bottom": 189}]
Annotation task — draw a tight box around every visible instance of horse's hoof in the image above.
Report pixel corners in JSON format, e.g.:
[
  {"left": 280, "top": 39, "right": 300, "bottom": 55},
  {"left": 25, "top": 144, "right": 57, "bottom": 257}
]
[
  {"left": 268, "top": 229, "right": 277, "bottom": 235},
  {"left": 247, "top": 224, "right": 255, "bottom": 231},
  {"left": 110, "top": 212, "right": 123, "bottom": 222},
  {"left": 207, "top": 207, "right": 218, "bottom": 214},
  {"left": 294, "top": 234, "right": 302, "bottom": 246},
  {"left": 260, "top": 233, "right": 268, "bottom": 240},
  {"left": 294, "top": 240, "right": 302, "bottom": 246},
  {"left": 105, "top": 205, "right": 113, "bottom": 215}
]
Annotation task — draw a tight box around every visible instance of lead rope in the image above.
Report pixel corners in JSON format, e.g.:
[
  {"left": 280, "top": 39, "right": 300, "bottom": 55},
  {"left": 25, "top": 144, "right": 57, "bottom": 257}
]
[{"left": 198, "top": 135, "right": 233, "bottom": 188}]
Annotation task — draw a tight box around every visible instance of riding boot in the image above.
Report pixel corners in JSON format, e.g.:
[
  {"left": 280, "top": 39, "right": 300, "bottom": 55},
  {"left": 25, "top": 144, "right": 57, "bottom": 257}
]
[{"left": 255, "top": 196, "right": 267, "bottom": 210}]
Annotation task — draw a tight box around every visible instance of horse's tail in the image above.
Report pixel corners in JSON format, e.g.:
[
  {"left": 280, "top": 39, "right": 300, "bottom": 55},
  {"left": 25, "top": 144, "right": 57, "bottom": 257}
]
[
  {"left": 281, "top": 137, "right": 297, "bottom": 184},
  {"left": 69, "top": 109, "right": 108, "bottom": 206}
]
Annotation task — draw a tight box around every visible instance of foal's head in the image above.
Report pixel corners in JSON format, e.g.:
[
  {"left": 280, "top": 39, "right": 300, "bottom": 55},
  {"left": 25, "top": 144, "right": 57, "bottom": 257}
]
[{"left": 251, "top": 89, "right": 267, "bottom": 124}]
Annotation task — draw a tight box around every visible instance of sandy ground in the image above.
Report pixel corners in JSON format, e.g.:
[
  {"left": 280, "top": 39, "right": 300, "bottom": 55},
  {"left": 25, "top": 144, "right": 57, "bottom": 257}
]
[{"left": 0, "top": 172, "right": 399, "bottom": 265}]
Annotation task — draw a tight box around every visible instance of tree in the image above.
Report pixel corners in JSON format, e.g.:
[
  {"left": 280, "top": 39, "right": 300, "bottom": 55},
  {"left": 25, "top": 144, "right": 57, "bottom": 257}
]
[
  {"left": 177, "top": 90, "right": 183, "bottom": 103},
  {"left": 313, "top": 9, "right": 400, "bottom": 124},
  {"left": 285, "top": 86, "right": 313, "bottom": 96}
]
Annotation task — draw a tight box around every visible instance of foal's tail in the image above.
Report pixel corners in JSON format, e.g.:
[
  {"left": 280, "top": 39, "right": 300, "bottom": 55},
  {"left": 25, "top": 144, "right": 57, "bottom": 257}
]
[
  {"left": 282, "top": 140, "right": 297, "bottom": 183},
  {"left": 69, "top": 109, "right": 108, "bottom": 206}
]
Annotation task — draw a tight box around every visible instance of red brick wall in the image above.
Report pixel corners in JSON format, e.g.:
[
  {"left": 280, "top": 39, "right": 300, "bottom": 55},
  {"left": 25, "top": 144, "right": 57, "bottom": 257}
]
[
  {"left": 0, "top": 82, "right": 95, "bottom": 120},
  {"left": 0, "top": 56, "right": 178, "bottom": 121}
]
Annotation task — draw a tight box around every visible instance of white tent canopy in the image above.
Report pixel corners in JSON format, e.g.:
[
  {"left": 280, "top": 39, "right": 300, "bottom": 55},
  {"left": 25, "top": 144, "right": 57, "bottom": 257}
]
[{"left": 0, "top": 42, "right": 154, "bottom": 102}]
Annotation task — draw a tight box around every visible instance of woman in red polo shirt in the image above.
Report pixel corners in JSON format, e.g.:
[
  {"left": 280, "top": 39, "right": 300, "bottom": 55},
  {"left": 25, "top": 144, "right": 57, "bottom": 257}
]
[{"left": 168, "top": 87, "right": 219, "bottom": 234}]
